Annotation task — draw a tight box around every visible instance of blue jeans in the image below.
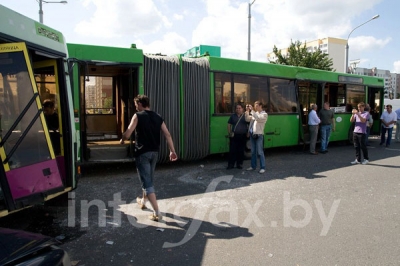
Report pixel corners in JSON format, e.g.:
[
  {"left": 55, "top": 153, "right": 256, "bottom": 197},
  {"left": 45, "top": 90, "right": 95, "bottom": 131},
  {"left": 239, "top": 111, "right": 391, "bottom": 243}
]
[
  {"left": 380, "top": 127, "right": 393, "bottom": 146},
  {"left": 250, "top": 135, "right": 265, "bottom": 170},
  {"left": 319, "top": 125, "right": 331, "bottom": 152},
  {"left": 136, "top": 151, "right": 158, "bottom": 194}
]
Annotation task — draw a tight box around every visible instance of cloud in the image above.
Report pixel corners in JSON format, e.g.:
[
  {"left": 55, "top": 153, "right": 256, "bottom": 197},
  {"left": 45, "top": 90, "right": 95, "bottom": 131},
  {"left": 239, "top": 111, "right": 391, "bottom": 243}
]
[
  {"left": 141, "top": 32, "right": 189, "bottom": 55},
  {"left": 348, "top": 36, "right": 391, "bottom": 66},
  {"left": 349, "top": 36, "right": 391, "bottom": 52},
  {"left": 191, "top": 1, "right": 253, "bottom": 60},
  {"left": 74, "top": 0, "right": 171, "bottom": 38},
  {"left": 173, "top": 13, "right": 184, "bottom": 20},
  {"left": 188, "top": 0, "right": 385, "bottom": 63},
  {"left": 65, "top": 0, "right": 389, "bottom": 69}
]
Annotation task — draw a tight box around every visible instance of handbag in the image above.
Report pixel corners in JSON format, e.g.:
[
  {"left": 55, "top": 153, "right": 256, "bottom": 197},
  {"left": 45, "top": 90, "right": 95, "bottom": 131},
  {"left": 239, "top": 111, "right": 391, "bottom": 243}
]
[{"left": 230, "top": 114, "right": 243, "bottom": 138}]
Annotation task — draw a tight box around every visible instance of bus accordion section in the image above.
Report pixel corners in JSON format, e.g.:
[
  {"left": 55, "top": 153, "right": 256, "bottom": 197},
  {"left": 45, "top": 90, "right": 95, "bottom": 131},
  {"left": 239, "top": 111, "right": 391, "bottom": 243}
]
[
  {"left": 144, "top": 55, "right": 210, "bottom": 162},
  {"left": 0, "top": 5, "right": 79, "bottom": 217}
]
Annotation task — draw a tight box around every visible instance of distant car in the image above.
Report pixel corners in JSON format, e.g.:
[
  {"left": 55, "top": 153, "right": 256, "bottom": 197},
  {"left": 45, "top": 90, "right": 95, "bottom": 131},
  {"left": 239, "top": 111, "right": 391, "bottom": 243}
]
[{"left": 0, "top": 227, "right": 71, "bottom": 266}]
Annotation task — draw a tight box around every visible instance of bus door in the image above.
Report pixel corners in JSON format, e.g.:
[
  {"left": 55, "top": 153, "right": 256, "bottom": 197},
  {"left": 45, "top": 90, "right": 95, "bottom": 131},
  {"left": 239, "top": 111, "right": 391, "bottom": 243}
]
[
  {"left": 297, "top": 81, "right": 323, "bottom": 144},
  {"left": 0, "top": 43, "right": 64, "bottom": 215},
  {"left": 80, "top": 63, "right": 139, "bottom": 162},
  {"left": 368, "top": 86, "right": 382, "bottom": 135},
  {"left": 34, "top": 60, "right": 63, "bottom": 157}
]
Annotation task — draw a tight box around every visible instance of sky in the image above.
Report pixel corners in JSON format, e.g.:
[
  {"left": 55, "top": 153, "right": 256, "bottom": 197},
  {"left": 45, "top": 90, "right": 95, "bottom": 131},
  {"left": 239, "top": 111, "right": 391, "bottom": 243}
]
[{"left": 2, "top": 0, "right": 399, "bottom": 73}]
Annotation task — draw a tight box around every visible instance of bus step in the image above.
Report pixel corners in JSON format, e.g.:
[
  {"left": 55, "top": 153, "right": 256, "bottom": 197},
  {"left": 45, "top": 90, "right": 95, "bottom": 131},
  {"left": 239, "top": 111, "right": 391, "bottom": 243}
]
[{"left": 87, "top": 146, "right": 133, "bottom": 161}]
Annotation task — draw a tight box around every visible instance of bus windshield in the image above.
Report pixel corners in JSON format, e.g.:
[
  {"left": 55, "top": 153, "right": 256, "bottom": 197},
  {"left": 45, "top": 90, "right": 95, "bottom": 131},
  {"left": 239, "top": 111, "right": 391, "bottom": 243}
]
[{"left": 0, "top": 50, "right": 50, "bottom": 169}]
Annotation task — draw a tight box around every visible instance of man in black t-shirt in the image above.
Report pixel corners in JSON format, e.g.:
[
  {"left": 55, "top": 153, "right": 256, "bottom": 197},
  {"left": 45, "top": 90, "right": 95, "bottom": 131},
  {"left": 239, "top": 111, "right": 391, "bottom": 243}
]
[{"left": 120, "top": 95, "right": 177, "bottom": 222}]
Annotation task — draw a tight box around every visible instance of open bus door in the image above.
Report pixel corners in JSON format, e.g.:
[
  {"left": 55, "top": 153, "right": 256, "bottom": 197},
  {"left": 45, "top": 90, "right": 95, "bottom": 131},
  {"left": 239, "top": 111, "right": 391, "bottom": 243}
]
[
  {"left": 0, "top": 43, "right": 65, "bottom": 216},
  {"left": 368, "top": 86, "right": 382, "bottom": 135},
  {"left": 297, "top": 81, "right": 323, "bottom": 145},
  {"left": 34, "top": 60, "right": 64, "bottom": 158},
  {"left": 78, "top": 62, "right": 139, "bottom": 162}
]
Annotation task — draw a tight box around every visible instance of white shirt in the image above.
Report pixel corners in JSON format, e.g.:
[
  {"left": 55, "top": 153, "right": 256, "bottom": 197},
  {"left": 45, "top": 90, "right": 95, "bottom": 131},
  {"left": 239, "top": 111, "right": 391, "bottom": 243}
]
[
  {"left": 380, "top": 111, "right": 397, "bottom": 128},
  {"left": 308, "top": 110, "right": 320, "bottom": 126},
  {"left": 395, "top": 108, "right": 400, "bottom": 121}
]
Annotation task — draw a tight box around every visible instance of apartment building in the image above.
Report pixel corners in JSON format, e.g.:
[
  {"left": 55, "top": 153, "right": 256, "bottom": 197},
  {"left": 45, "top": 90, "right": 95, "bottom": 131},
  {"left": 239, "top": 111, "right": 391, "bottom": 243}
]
[
  {"left": 391, "top": 73, "right": 400, "bottom": 98},
  {"left": 267, "top": 37, "right": 347, "bottom": 72},
  {"left": 352, "top": 68, "right": 398, "bottom": 98}
]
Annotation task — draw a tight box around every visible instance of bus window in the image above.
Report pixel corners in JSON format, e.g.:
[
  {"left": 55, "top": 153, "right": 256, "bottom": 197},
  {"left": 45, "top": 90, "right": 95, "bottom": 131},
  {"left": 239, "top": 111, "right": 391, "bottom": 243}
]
[
  {"left": 35, "top": 68, "right": 61, "bottom": 156},
  {"left": 346, "top": 84, "right": 365, "bottom": 110},
  {"left": 269, "top": 78, "right": 296, "bottom": 113},
  {"left": 325, "top": 84, "right": 346, "bottom": 112},
  {"left": 85, "top": 76, "right": 113, "bottom": 115},
  {"left": 233, "top": 74, "right": 268, "bottom": 112},
  {"left": 215, "top": 73, "right": 232, "bottom": 114},
  {"left": 84, "top": 76, "right": 116, "bottom": 141},
  {"left": 237, "top": 75, "right": 268, "bottom": 111},
  {"left": 0, "top": 54, "right": 51, "bottom": 169},
  {"left": 214, "top": 73, "right": 269, "bottom": 114}
]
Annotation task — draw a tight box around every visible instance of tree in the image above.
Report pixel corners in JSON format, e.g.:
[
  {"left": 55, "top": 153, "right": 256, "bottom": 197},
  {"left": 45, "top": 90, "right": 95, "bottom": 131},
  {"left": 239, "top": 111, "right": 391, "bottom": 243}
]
[{"left": 271, "top": 40, "right": 334, "bottom": 71}]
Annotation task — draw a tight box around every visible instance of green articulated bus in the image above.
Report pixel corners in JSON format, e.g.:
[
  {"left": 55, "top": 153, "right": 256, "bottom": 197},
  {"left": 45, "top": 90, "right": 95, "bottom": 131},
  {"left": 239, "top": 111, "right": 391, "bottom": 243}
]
[{"left": 67, "top": 43, "right": 384, "bottom": 164}]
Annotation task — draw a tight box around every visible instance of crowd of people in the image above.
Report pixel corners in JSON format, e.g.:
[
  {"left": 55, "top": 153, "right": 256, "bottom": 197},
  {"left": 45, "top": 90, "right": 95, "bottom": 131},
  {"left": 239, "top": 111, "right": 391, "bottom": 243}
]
[{"left": 228, "top": 100, "right": 400, "bottom": 171}]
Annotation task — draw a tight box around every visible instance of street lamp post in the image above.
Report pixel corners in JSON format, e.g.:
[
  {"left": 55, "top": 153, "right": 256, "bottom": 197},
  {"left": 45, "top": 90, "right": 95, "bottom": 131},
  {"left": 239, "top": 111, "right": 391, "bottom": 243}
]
[
  {"left": 345, "top": 14, "right": 379, "bottom": 73},
  {"left": 247, "top": 0, "right": 256, "bottom": 61},
  {"left": 38, "top": 0, "right": 68, "bottom": 24}
]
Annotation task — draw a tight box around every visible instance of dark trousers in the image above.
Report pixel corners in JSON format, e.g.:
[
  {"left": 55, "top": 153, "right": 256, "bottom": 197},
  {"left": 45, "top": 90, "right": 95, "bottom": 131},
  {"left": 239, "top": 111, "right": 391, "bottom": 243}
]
[
  {"left": 380, "top": 126, "right": 393, "bottom": 146},
  {"left": 353, "top": 133, "right": 369, "bottom": 162},
  {"left": 365, "top": 126, "right": 371, "bottom": 145},
  {"left": 228, "top": 133, "right": 247, "bottom": 167}
]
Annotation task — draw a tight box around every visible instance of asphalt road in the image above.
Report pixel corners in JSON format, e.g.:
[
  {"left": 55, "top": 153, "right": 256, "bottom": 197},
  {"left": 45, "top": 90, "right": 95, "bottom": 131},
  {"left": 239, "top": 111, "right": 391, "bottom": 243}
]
[{"left": 1, "top": 136, "right": 399, "bottom": 266}]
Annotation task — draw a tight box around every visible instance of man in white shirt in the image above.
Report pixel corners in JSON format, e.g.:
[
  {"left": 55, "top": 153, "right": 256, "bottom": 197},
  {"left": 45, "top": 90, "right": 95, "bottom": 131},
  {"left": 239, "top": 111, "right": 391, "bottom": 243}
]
[
  {"left": 308, "top": 104, "right": 321, "bottom": 155},
  {"left": 380, "top": 104, "right": 397, "bottom": 147}
]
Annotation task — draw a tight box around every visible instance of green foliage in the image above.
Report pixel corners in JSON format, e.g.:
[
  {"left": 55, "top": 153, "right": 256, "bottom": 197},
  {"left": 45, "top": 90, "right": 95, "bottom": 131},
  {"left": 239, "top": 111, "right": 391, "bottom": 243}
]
[
  {"left": 103, "top": 97, "right": 112, "bottom": 108},
  {"left": 271, "top": 40, "right": 335, "bottom": 71}
]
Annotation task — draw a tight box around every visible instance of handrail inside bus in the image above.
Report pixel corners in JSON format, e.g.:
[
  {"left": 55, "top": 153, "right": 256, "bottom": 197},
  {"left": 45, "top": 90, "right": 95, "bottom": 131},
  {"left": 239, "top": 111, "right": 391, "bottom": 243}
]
[
  {"left": 3, "top": 110, "right": 43, "bottom": 164},
  {"left": 0, "top": 92, "right": 40, "bottom": 147}
]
